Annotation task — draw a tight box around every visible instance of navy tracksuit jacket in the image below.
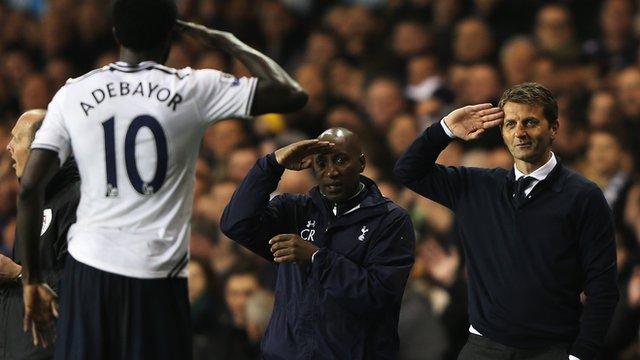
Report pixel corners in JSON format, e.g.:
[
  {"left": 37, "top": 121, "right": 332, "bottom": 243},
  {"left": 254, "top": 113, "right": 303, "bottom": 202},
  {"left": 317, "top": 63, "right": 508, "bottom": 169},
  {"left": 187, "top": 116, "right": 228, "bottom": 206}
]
[{"left": 221, "top": 154, "right": 415, "bottom": 359}]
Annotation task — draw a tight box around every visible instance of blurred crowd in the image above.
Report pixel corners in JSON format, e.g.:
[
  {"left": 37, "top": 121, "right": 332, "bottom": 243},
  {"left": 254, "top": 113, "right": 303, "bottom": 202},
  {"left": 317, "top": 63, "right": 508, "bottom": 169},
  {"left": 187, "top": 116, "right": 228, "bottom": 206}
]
[{"left": 0, "top": 0, "right": 639, "bottom": 359}]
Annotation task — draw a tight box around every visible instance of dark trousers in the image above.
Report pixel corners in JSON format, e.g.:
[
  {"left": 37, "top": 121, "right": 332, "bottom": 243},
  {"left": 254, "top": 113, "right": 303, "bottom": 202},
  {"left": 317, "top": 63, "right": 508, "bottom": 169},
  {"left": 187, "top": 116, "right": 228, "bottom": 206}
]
[
  {"left": 458, "top": 334, "right": 569, "bottom": 360},
  {"left": 55, "top": 255, "right": 192, "bottom": 360}
]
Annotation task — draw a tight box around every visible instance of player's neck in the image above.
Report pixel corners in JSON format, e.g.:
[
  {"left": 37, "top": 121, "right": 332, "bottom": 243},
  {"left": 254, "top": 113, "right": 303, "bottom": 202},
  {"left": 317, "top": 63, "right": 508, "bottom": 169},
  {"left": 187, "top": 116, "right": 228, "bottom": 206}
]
[{"left": 119, "top": 47, "right": 166, "bottom": 66}]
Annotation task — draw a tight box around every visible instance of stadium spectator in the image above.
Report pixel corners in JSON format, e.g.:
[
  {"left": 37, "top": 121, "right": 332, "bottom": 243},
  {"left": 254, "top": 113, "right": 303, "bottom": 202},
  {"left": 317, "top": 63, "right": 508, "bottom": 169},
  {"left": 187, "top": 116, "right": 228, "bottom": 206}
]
[
  {"left": 364, "top": 75, "right": 406, "bottom": 132},
  {"left": 188, "top": 256, "right": 225, "bottom": 337},
  {"left": 583, "top": 0, "right": 637, "bottom": 74},
  {"left": 583, "top": 127, "right": 636, "bottom": 246},
  {"left": 587, "top": 90, "right": 617, "bottom": 129},
  {"left": 534, "top": 4, "right": 580, "bottom": 63},
  {"left": 452, "top": 18, "right": 495, "bottom": 64},
  {"left": 405, "top": 53, "right": 445, "bottom": 102},
  {"left": 244, "top": 289, "right": 275, "bottom": 345},
  {"left": 500, "top": 36, "right": 538, "bottom": 86}
]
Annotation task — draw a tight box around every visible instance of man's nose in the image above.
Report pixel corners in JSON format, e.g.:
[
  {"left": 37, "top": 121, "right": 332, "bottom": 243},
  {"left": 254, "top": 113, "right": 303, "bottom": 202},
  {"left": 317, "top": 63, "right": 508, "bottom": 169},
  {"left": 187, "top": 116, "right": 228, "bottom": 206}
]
[
  {"left": 6, "top": 140, "right": 13, "bottom": 153},
  {"left": 514, "top": 123, "right": 527, "bottom": 137},
  {"left": 325, "top": 164, "right": 339, "bottom": 177}
]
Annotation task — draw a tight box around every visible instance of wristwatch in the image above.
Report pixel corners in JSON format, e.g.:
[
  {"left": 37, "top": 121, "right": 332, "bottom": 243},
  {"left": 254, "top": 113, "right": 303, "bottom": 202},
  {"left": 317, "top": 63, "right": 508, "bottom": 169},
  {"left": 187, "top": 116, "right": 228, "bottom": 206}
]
[{"left": 14, "top": 270, "right": 23, "bottom": 283}]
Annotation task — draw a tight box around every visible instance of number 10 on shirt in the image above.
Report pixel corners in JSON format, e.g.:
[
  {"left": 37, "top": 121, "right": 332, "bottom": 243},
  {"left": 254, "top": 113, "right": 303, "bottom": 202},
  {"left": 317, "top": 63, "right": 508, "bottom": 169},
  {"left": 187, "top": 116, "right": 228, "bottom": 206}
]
[{"left": 101, "top": 115, "right": 168, "bottom": 197}]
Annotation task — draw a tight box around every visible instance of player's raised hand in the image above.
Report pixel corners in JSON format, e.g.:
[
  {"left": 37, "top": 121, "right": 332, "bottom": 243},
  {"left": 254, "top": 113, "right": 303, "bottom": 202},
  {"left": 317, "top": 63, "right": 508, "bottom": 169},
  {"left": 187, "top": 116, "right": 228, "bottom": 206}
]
[
  {"left": 442, "top": 103, "right": 504, "bottom": 141},
  {"left": 274, "top": 140, "right": 334, "bottom": 171},
  {"left": 175, "top": 19, "right": 235, "bottom": 47},
  {"left": 23, "top": 283, "right": 58, "bottom": 348}
]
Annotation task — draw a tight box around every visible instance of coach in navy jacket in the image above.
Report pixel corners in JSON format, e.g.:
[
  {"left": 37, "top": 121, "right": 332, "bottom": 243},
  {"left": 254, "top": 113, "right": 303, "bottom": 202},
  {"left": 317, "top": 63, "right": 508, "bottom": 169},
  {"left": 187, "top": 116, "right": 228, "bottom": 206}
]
[
  {"left": 394, "top": 83, "right": 618, "bottom": 360},
  {"left": 221, "top": 128, "right": 415, "bottom": 359}
]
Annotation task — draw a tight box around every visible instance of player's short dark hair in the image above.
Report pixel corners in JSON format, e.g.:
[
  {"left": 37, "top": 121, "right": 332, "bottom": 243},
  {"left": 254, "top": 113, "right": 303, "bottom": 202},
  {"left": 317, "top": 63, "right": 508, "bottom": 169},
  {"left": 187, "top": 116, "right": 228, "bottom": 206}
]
[
  {"left": 112, "top": 0, "right": 177, "bottom": 51},
  {"left": 498, "top": 82, "right": 558, "bottom": 125}
]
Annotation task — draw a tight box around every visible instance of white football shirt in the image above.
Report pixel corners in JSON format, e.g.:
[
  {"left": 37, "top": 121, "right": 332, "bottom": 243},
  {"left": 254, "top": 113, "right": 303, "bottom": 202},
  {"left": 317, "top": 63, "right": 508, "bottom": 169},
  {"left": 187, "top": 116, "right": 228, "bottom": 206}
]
[{"left": 32, "top": 61, "right": 257, "bottom": 278}]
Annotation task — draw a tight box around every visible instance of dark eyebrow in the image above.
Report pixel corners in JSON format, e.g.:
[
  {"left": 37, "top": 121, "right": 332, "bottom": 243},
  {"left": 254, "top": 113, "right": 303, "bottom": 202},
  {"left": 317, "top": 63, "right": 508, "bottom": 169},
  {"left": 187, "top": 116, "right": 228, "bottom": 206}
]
[{"left": 504, "top": 117, "right": 539, "bottom": 123}]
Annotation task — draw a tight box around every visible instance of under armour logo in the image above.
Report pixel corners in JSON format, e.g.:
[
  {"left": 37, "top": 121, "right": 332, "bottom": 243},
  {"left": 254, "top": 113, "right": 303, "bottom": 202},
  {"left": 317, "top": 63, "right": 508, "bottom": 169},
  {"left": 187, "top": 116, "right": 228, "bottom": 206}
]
[
  {"left": 358, "top": 226, "right": 369, "bottom": 241},
  {"left": 306, "top": 220, "right": 316, "bottom": 228}
]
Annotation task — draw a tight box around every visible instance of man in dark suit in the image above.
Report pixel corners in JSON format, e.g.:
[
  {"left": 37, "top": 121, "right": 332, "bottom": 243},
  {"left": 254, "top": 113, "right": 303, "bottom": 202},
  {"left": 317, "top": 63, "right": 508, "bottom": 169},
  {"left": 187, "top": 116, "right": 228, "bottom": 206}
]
[
  {"left": 0, "top": 110, "right": 79, "bottom": 358},
  {"left": 394, "top": 83, "right": 618, "bottom": 360}
]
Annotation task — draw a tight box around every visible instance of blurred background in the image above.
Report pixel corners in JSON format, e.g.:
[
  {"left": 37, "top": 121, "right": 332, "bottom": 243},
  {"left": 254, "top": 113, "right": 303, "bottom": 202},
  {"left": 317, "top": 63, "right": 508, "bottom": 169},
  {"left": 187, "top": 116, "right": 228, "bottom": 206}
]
[{"left": 0, "top": 0, "right": 639, "bottom": 359}]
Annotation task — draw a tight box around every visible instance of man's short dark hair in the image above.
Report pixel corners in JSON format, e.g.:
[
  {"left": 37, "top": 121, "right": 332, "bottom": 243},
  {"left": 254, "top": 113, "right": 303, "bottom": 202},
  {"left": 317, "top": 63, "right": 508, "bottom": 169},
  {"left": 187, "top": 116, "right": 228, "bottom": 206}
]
[
  {"left": 588, "top": 124, "right": 630, "bottom": 151},
  {"left": 498, "top": 82, "right": 558, "bottom": 125},
  {"left": 112, "top": 0, "right": 177, "bottom": 51},
  {"left": 225, "top": 264, "right": 260, "bottom": 286}
]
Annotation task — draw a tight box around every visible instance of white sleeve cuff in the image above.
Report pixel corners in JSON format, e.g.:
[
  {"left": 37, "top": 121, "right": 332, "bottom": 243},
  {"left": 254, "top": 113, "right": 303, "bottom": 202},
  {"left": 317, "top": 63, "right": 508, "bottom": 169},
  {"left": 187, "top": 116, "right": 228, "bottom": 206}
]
[
  {"left": 568, "top": 355, "right": 580, "bottom": 360},
  {"left": 311, "top": 250, "right": 319, "bottom": 263},
  {"left": 440, "top": 119, "right": 456, "bottom": 138}
]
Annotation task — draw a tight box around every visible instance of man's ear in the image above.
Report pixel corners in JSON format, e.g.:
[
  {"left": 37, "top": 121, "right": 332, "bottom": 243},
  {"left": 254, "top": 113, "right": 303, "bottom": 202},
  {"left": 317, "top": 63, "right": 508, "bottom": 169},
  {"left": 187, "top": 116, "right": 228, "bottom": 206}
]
[
  {"left": 359, "top": 154, "right": 366, "bottom": 173},
  {"left": 550, "top": 120, "right": 559, "bottom": 141}
]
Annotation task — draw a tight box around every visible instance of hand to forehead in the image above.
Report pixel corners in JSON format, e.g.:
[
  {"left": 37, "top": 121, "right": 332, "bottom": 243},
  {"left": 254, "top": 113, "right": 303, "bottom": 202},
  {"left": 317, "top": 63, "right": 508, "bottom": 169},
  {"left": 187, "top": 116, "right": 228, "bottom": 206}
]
[
  {"left": 274, "top": 139, "right": 335, "bottom": 171},
  {"left": 443, "top": 103, "right": 504, "bottom": 141}
]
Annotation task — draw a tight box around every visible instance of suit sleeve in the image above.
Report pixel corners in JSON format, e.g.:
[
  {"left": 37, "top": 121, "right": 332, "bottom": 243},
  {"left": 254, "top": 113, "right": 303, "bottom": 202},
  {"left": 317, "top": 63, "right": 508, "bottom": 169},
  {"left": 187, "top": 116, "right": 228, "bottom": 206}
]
[
  {"left": 220, "top": 153, "right": 289, "bottom": 261},
  {"left": 393, "top": 122, "right": 466, "bottom": 210},
  {"left": 570, "top": 187, "right": 619, "bottom": 360},
  {"left": 310, "top": 209, "right": 415, "bottom": 316}
]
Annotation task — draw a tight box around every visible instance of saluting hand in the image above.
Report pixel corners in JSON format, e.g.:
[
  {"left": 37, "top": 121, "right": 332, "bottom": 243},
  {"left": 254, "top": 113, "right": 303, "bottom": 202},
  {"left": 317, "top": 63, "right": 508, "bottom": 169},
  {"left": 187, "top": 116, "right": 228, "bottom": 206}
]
[
  {"left": 443, "top": 103, "right": 504, "bottom": 141},
  {"left": 23, "top": 283, "right": 58, "bottom": 348},
  {"left": 269, "top": 234, "right": 319, "bottom": 264},
  {"left": 175, "top": 19, "right": 236, "bottom": 47},
  {"left": 274, "top": 139, "right": 334, "bottom": 171}
]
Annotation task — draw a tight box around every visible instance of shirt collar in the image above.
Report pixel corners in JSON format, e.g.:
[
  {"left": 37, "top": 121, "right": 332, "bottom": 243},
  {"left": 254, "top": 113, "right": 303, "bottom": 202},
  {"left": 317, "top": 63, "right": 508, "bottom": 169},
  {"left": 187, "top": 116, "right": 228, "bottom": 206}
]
[
  {"left": 321, "top": 182, "right": 367, "bottom": 217},
  {"left": 514, "top": 152, "right": 557, "bottom": 181},
  {"left": 112, "top": 61, "right": 157, "bottom": 69}
]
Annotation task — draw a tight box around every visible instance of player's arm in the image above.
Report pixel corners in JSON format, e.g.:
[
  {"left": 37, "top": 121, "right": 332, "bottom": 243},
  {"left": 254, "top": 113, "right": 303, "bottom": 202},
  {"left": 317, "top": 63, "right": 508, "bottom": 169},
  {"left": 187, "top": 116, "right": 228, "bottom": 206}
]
[
  {"left": 17, "top": 149, "right": 60, "bottom": 347},
  {"left": 17, "top": 149, "right": 59, "bottom": 284},
  {"left": 176, "top": 20, "right": 308, "bottom": 115}
]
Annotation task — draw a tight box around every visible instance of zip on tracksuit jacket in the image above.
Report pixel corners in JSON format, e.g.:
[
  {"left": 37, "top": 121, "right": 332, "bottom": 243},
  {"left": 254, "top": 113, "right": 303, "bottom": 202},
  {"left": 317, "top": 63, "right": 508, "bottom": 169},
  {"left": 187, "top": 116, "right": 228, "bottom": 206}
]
[{"left": 221, "top": 153, "right": 415, "bottom": 359}]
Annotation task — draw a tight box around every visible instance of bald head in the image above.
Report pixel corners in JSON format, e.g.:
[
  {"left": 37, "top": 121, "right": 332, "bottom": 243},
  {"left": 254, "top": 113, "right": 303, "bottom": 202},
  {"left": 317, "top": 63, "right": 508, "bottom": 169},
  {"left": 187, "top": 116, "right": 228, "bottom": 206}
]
[
  {"left": 18, "top": 109, "right": 46, "bottom": 134},
  {"left": 317, "top": 127, "right": 362, "bottom": 157},
  {"left": 7, "top": 109, "right": 46, "bottom": 178}
]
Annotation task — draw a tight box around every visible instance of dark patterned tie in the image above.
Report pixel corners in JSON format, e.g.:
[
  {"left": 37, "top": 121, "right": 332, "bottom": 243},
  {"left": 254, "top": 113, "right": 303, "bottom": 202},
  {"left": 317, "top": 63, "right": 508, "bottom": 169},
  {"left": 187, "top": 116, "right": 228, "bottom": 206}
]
[{"left": 514, "top": 176, "right": 534, "bottom": 206}]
